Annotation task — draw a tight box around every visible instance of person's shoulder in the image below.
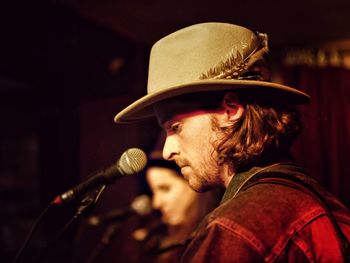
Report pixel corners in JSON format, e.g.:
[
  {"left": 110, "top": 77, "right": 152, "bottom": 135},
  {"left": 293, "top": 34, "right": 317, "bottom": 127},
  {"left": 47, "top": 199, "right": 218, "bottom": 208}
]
[
  {"left": 194, "top": 180, "right": 350, "bottom": 262},
  {"left": 218, "top": 181, "right": 319, "bottom": 217},
  {"left": 207, "top": 183, "right": 324, "bottom": 241}
]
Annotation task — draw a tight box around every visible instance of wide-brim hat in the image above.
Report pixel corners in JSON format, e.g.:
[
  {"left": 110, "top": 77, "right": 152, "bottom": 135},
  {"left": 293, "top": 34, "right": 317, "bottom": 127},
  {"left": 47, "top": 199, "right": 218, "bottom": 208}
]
[{"left": 114, "top": 22, "right": 310, "bottom": 123}]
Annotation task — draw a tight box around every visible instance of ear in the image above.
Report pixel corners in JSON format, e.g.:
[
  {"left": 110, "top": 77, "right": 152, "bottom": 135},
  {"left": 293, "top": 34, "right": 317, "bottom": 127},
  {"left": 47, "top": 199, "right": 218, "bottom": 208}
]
[{"left": 222, "top": 92, "right": 244, "bottom": 123}]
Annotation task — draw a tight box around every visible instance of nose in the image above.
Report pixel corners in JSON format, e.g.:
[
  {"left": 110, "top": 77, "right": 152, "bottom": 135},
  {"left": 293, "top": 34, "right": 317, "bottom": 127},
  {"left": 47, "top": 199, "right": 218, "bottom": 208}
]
[
  {"left": 162, "top": 135, "right": 179, "bottom": 161},
  {"left": 152, "top": 193, "right": 162, "bottom": 210}
]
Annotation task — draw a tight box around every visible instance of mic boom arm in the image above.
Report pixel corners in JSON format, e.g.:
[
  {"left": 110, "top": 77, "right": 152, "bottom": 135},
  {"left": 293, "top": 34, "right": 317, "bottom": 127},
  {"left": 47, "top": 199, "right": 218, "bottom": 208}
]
[{"left": 52, "top": 148, "right": 147, "bottom": 205}]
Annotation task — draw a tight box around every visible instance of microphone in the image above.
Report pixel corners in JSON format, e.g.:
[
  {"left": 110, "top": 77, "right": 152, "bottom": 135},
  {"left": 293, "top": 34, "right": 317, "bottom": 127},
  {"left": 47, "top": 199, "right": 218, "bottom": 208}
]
[
  {"left": 87, "top": 195, "right": 152, "bottom": 226},
  {"left": 52, "top": 148, "right": 147, "bottom": 205}
]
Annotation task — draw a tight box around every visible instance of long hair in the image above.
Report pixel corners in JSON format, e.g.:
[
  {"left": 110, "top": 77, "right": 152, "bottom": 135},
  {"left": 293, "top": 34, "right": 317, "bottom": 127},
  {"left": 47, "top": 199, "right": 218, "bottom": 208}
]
[
  {"left": 159, "top": 91, "right": 303, "bottom": 172},
  {"left": 214, "top": 101, "right": 302, "bottom": 172}
]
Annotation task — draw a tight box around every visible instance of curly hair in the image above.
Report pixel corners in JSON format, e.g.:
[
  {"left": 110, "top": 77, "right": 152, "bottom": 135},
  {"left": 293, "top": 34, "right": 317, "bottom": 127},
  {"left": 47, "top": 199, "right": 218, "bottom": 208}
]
[{"left": 213, "top": 102, "right": 302, "bottom": 172}]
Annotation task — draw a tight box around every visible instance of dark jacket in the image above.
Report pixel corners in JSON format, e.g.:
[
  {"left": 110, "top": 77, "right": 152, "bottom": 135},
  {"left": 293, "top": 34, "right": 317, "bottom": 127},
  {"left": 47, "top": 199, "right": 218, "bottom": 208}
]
[{"left": 181, "top": 163, "right": 350, "bottom": 262}]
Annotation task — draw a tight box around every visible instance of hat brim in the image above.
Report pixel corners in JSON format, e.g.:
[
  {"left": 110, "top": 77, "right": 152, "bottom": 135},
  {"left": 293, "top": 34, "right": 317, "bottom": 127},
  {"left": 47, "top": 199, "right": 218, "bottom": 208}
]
[{"left": 114, "top": 79, "right": 310, "bottom": 123}]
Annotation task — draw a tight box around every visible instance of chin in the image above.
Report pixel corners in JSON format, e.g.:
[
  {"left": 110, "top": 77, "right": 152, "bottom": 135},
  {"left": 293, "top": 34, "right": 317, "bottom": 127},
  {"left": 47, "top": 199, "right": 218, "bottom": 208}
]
[{"left": 189, "top": 181, "right": 212, "bottom": 193}]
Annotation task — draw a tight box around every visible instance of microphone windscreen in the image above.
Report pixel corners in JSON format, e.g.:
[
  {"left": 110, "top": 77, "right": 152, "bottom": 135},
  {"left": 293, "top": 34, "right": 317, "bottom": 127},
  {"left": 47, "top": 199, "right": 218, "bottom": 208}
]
[
  {"left": 119, "top": 148, "right": 147, "bottom": 175},
  {"left": 131, "top": 195, "right": 152, "bottom": 216}
]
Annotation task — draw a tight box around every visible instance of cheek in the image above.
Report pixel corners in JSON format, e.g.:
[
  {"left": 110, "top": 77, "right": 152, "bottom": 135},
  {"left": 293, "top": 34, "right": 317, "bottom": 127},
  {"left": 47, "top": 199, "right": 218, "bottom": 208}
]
[
  {"left": 183, "top": 128, "right": 213, "bottom": 155},
  {"left": 165, "top": 186, "right": 186, "bottom": 211},
  {"left": 175, "top": 187, "right": 196, "bottom": 210},
  {"left": 166, "top": 190, "right": 181, "bottom": 206},
  {"left": 194, "top": 133, "right": 217, "bottom": 161},
  {"left": 153, "top": 191, "right": 170, "bottom": 209}
]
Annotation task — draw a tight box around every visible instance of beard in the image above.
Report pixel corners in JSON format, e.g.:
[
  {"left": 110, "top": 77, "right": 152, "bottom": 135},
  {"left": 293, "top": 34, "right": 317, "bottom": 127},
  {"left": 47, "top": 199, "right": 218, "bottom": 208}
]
[
  {"left": 186, "top": 164, "right": 218, "bottom": 193},
  {"left": 184, "top": 117, "right": 227, "bottom": 193}
]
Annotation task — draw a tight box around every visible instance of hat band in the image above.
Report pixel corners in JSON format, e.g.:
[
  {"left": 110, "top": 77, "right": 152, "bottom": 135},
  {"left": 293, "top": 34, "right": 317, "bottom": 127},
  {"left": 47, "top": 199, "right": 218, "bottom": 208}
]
[{"left": 199, "top": 33, "right": 269, "bottom": 81}]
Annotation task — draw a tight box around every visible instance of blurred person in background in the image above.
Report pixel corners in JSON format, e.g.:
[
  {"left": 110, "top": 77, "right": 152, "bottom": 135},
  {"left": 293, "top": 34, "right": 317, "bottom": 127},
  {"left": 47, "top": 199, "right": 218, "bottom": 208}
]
[
  {"left": 81, "top": 150, "right": 222, "bottom": 263},
  {"left": 127, "top": 150, "right": 222, "bottom": 263}
]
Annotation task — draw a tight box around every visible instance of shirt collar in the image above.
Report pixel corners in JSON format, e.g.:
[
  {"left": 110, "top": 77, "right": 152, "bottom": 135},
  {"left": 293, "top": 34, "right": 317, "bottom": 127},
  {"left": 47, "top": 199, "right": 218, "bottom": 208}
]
[{"left": 220, "top": 162, "right": 301, "bottom": 204}]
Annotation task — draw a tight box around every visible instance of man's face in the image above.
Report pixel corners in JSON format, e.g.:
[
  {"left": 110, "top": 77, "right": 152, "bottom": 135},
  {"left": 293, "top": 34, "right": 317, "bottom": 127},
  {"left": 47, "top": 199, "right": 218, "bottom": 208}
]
[{"left": 154, "top": 99, "right": 226, "bottom": 192}]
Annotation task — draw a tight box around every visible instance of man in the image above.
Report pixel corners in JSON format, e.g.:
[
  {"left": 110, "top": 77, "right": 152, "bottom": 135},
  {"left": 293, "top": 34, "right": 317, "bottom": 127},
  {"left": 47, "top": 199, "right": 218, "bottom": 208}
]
[{"left": 114, "top": 23, "right": 350, "bottom": 262}]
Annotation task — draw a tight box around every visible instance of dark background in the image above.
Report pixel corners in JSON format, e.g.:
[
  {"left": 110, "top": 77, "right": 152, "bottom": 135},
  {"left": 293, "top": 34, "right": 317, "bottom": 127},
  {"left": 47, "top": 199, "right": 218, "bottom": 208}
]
[{"left": 1, "top": 0, "right": 349, "bottom": 262}]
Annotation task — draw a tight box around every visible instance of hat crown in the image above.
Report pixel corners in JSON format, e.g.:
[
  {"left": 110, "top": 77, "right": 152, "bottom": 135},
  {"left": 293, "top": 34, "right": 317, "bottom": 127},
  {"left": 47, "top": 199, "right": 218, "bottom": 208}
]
[
  {"left": 114, "top": 22, "right": 310, "bottom": 123},
  {"left": 148, "top": 23, "right": 266, "bottom": 95}
]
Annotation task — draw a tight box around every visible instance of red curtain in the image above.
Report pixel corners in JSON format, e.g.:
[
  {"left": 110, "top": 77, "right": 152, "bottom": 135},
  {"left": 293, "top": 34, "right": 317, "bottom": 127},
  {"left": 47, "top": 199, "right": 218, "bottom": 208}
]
[{"left": 281, "top": 66, "right": 350, "bottom": 207}]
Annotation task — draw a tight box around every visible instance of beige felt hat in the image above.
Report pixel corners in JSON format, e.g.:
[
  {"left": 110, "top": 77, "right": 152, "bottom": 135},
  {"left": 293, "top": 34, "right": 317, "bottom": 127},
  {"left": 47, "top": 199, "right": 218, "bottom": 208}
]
[{"left": 114, "top": 22, "right": 310, "bottom": 123}]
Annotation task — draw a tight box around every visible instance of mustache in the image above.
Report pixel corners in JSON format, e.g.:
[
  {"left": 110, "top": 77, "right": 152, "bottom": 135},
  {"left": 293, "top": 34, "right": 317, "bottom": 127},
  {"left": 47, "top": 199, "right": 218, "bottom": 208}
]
[{"left": 175, "top": 159, "right": 190, "bottom": 168}]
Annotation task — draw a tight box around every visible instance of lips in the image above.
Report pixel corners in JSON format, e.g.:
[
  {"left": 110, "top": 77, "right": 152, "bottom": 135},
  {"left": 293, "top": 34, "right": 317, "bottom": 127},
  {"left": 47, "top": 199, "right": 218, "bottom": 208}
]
[
  {"left": 180, "top": 166, "right": 191, "bottom": 180},
  {"left": 175, "top": 160, "right": 190, "bottom": 177},
  {"left": 181, "top": 166, "right": 189, "bottom": 172},
  {"left": 176, "top": 159, "right": 188, "bottom": 168},
  {"left": 161, "top": 210, "right": 171, "bottom": 221}
]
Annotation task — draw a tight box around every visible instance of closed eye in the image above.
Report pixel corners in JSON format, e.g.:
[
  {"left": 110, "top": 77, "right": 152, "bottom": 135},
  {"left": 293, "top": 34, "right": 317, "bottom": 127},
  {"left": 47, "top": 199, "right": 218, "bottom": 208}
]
[
  {"left": 169, "top": 123, "right": 181, "bottom": 134},
  {"left": 157, "top": 185, "right": 170, "bottom": 192}
]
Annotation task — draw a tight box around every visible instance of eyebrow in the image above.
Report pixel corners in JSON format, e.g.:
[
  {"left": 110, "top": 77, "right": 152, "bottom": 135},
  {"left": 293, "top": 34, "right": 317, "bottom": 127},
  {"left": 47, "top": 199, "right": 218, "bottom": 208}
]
[
  {"left": 156, "top": 114, "right": 169, "bottom": 129},
  {"left": 153, "top": 104, "right": 175, "bottom": 127},
  {"left": 167, "top": 110, "right": 216, "bottom": 128}
]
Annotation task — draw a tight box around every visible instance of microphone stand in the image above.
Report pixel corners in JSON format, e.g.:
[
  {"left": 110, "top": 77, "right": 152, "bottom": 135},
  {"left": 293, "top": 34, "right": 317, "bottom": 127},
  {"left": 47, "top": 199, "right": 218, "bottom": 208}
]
[
  {"left": 38, "top": 185, "right": 107, "bottom": 262},
  {"left": 12, "top": 202, "right": 55, "bottom": 263},
  {"left": 86, "top": 221, "right": 121, "bottom": 263}
]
